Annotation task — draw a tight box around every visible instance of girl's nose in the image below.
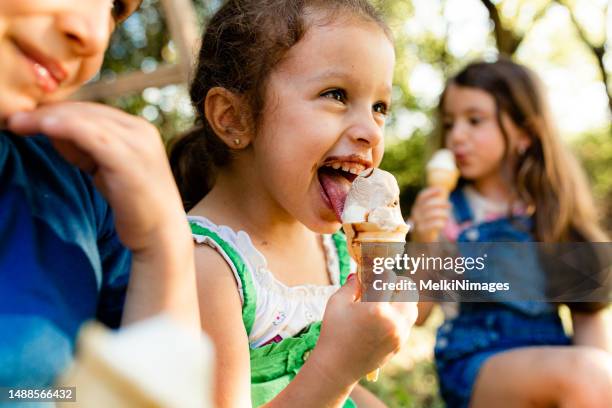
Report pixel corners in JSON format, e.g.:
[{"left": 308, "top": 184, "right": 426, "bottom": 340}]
[
  {"left": 446, "top": 121, "right": 469, "bottom": 147},
  {"left": 56, "top": 2, "right": 112, "bottom": 57},
  {"left": 347, "top": 112, "right": 384, "bottom": 148}
]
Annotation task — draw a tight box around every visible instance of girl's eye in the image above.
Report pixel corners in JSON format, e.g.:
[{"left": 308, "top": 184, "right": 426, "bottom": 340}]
[
  {"left": 373, "top": 102, "right": 388, "bottom": 115},
  {"left": 321, "top": 89, "right": 347, "bottom": 103},
  {"left": 111, "top": 0, "right": 128, "bottom": 22},
  {"left": 443, "top": 121, "right": 453, "bottom": 130},
  {"left": 469, "top": 117, "right": 483, "bottom": 126}
]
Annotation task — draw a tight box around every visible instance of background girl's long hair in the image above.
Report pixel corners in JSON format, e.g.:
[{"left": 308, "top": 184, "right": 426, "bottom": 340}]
[{"left": 437, "top": 58, "right": 608, "bottom": 242}]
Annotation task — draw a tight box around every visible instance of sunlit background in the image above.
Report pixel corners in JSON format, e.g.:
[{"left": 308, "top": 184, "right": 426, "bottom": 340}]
[{"left": 92, "top": 3, "right": 611, "bottom": 404}]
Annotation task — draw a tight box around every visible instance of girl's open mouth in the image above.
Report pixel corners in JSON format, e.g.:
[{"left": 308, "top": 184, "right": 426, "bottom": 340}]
[{"left": 317, "top": 158, "right": 370, "bottom": 222}]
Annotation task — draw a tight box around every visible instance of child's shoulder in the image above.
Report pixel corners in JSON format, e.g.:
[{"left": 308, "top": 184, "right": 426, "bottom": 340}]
[{"left": 188, "top": 215, "right": 259, "bottom": 270}]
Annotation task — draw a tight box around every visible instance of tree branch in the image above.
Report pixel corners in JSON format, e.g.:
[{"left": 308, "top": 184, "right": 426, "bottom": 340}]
[
  {"left": 522, "top": 2, "right": 555, "bottom": 39},
  {"left": 481, "top": 0, "right": 558, "bottom": 56},
  {"left": 555, "top": 0, "right": 612, "bottom": 119},
  {"left": 480, "top": 0, "right": 522, "bottom": 55}
]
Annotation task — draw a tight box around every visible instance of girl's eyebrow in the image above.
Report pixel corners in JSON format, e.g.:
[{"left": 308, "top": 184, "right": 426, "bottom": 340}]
[
  {"left": 308, "top": 69, "right": 392, "bottom": 96},
  {"left": 464, "top": 107, "right": 489, "bottom": 114},
  {"left": 308, "top": 69, "right": 352, "bottom": 83}
]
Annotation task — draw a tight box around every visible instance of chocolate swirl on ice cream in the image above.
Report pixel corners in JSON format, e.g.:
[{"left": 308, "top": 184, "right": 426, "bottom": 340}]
[{"left": 341, "top": 168, "right": 409, "bottom": 261}]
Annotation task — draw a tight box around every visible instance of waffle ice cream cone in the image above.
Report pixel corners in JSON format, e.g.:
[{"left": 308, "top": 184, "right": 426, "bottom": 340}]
[
  {"left": 341, "top": 168, "right": 409, "bottom": 382},
  {"left": 426, "top": 149, "right": 459, "bottom": 197},
  {"left": 427, "top": 169, "right": 459, "bottom": 198},
  {"left": 423, "top": 149, "right": 459, "bottom": 241},
  {"left": 343, "top": 221, "right": 409, "bottom": 262}
]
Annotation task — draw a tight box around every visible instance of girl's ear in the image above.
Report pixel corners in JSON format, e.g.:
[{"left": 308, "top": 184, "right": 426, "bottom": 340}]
[
  {"left": 204, "top": 87, "right": 252, "bottom": 149},
  {"left": 516, "top": 127, "right": 532, "bottom": 156},
  {"left": 503, "top": 112, "right": 533, "bottom": 156}
]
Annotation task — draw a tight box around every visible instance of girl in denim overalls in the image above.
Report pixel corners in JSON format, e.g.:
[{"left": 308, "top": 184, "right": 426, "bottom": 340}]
[{"left": 410, "top": 59, "right": 612, "bottom": 408}]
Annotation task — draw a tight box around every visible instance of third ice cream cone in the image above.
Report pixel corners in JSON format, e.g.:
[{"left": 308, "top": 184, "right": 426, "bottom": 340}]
[
  {"left": 423, "top": 149, "right": 459, "bottom": 241},
  {"left": 427, "top": 169, "right": 459, "bottom": 198}
]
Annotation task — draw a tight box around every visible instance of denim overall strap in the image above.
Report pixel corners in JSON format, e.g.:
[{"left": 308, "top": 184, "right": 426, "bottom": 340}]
[{"left": 450, "top": 188, "right": 473, "bottom": 224}]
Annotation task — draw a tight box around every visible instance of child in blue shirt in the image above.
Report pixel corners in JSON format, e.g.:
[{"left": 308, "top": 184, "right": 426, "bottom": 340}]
[
  {"left": 411, "top": 59, "right": 612, "bottom": 408},
  {"left": 0, "top": 0, "right": 200, "bottom": 387}
]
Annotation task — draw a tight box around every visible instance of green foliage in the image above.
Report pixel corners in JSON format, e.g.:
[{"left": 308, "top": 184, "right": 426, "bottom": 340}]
[
  {"left": 102, "top": 0, "right": 170, "bottom": 76},
  {"left": 380, "top": 132, "right": 429, "bottom": 216},
  {"left": 98, "top": 0, "right": 220, "bottom": 142},
  {"left": 361, "top": 360, "right": 445, "bottom": 408},
  {"left": 572, "top": 127, "right": 612, "bottom": 234}
]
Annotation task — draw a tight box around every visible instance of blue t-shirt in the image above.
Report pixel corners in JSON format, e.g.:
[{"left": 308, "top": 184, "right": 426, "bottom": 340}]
[{"left": 0, "top": 132, "right": 131, "bottom": 387}]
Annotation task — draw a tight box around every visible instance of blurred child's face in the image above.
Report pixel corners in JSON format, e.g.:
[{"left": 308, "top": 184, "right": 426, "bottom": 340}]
[
  {"left": 0, "top": 0, "right": 140, "bottom": 119},
  {"left": 442, "top": 84, "right": 521, "bottom": 183},
  {"left": 252, "top": 15, "right": 394, "bottom": 233}
]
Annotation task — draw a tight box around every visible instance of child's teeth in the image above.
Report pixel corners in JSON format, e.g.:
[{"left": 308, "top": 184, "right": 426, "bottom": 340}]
[
  {"left": 331, "top": 163, "right": 341, "bottom": 170},
  {"left": 342, "top": 165, "right": 350, "bottom": 172}
]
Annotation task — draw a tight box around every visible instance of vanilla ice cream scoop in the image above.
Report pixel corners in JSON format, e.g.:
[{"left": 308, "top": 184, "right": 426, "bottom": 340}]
[
  {"left": 341, "top": 168, "right": 405, "bottom": 231},
  {"left": 426, "top": 149, "right": 459, "bottom": 197},
  {"left": 426, "top": 149, "right": 457, "bottom": 172}
]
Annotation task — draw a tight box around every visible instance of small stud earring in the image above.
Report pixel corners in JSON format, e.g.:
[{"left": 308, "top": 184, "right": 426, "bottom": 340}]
[{"left": 233, "top": 138, "right": 241, "bottom": 146}]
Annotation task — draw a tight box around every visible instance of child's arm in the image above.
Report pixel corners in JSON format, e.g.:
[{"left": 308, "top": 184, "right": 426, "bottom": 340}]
[
  {"left": 195, "top": 244, "right": 353, "bottom": 407},
  {"left": 267, "top": 276, "right": 416, "bottom": 408},
  {"left": 195, "top": 245, "right": 418, "bottom": 407},
  {"left": 194, "top": 245, "right": 253, "bottom": 407},
  {"left": 7, "top": 103, "right": 200, "bottom": 329},
  {"left": 572, "top": 308, "right": 612, "bottom": 353},
  {"left": 349, "top": 384, "right": 387, "bottom": 407}
]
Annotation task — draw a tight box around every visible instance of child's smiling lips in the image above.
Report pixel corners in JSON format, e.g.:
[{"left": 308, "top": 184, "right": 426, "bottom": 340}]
[{"left": 11, "top": 37, "right": 68, "bottom": 93}]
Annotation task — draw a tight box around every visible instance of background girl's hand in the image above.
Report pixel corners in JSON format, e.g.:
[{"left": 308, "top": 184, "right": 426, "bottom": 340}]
[
  {"left": 309, "top": 276, "right": 418, "bottom": 387},
  {"left": 409, "top": 187, "right": 451, "bottom": 242},
  {"left": 7, "top": 101, "right": 187, "bottom": 252}
]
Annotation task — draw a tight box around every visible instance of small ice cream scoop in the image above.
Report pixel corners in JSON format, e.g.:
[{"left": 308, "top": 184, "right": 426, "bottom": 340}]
[{"left": 426, "top": 149, "right": 459, "bottom": 198}]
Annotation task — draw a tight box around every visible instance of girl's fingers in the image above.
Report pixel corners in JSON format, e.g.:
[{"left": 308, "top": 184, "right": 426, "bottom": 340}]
[
  {"left": 9, "top": 111, "right": 129, "bottom": 173},
  {"left": 412, "top": 207, "right": 450, "bottom": 230},
  {"left": 415, "top": 187, "right": 446, "bottom": 203},
  {"left": 417, "top": 198, "right": 451, "bottom": 212},
  {"left": 417, "top": 219, "right": 447, "bottom": 233},
  {"left": 418, "top": 208, "right": 450, "bottom": 221}
]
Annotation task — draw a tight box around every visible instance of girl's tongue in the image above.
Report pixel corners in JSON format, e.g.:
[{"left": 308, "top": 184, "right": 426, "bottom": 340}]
[{"left": 318, "top": 167, "right": 352, "bottom": 222}]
